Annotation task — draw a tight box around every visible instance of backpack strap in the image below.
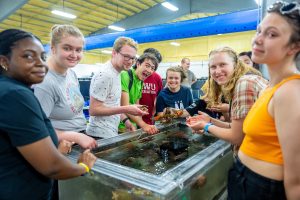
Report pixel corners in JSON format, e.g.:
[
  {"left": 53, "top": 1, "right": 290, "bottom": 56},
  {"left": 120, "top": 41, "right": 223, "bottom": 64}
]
[{"left": 127, "top": 69, "right": 133, "bottom": 92}]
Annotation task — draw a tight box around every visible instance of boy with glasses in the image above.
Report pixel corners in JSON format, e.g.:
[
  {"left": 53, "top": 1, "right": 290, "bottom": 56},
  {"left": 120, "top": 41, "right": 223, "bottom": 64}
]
[{"left": 87, "top": 37, "right": 148, "bottom": 139}]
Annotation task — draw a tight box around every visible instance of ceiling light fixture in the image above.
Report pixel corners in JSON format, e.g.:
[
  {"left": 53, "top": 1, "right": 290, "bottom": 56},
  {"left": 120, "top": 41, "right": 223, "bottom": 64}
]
[
  {"left": 52, "top": 0, "right": 76, "bottom": 19},
  {"left": 101, "top": 50, "right": 112, "bottom": 54},
  {"left": 107, "top": 0, "right": 125, "bottom": 32},
  {"left": 51, "top": 10, "right": 76, "bottom": 19},
  {"left": 162, "top": 2, "right": 179, "bottom": 11},
  {"left": 170, "top": 42, "right": 180, "bottom": 46},
  {"left": 108, "top": 25, "right": 125, "bottom": 32}
]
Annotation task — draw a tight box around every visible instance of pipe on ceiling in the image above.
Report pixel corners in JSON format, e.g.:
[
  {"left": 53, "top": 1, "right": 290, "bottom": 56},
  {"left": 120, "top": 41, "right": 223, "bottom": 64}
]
[{"left": 45, "top": 9, "right": 259, "bottom": 51}]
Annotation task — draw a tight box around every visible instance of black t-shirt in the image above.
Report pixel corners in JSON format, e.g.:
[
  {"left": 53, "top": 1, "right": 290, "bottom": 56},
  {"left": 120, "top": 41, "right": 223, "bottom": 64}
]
[
  {"left": 185, "top": 99, "right": 220, "bottom": 118},
  {"left": 0, "top": 76, "right": 58, "bottom": 200}
]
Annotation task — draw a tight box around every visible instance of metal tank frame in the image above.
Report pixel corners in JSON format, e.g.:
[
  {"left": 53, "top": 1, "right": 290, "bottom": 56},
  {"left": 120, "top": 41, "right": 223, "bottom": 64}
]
[{"left": 60, "top": 122, "right": 232, "bottom": 200}]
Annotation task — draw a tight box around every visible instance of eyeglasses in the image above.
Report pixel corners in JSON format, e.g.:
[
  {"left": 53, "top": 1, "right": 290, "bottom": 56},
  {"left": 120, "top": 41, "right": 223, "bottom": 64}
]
[
  {"left": 118, "top": 52, "right": 136, "bottom": 62},
  {"left": 145, "top": 64, "right": 156, "bottom": 71},
  {"left": 268, "top": 1, "right": 300, "bottom": 16}
]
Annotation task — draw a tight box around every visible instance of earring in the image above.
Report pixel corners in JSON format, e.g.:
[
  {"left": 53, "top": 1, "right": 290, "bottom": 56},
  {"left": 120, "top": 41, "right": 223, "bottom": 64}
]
[{"left": 1, "top": 65, "right": 7, "bottom": 71}]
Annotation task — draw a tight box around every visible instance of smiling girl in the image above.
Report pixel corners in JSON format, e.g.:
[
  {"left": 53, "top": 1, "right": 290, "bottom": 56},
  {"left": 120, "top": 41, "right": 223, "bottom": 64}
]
[
  {"left": 156, "top": 66, "right": 193, "bottom": 115},
  {"left": 34, "top": 25, "right": 97, "bottom": 149},
  {"left": 0, "top": 29, "right": 96, "bottom": 200},
  {"left": 187, "top": 46, "right": 267, "bottom": 146}
]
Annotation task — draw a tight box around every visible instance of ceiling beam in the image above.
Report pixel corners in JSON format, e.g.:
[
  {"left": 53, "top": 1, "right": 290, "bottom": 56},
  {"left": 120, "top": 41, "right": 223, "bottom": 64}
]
[
  {"left": 80, "top": 9, "right": 258, "bottom": 51},
  {"left": 91, "top": 0, "right": 257, "bottom": 35},
  {"left": 0, "top": 0, "right": 28, "bottom": 22}
]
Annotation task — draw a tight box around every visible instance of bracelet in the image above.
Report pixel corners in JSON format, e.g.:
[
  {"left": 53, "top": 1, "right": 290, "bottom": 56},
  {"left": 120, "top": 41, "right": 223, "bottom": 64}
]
[
  {"left": 204, "top": 123, "right": 213, "bottom": 133},
  {"left": 122, "top": 117, "right": 130, "bottom": 124},
  {"left": 79, "top": 162, "right": 90, "bottom": 174}
]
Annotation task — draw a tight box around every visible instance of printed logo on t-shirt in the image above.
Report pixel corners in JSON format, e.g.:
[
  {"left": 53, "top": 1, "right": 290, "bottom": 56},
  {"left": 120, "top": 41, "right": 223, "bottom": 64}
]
[
  {"left": 142, "top": 83, "right": 157, "bottom": 95},
  {"left": 66, "top": 83, "right": 84, "bottom": 114},
  {"left": 174, "top": 100, "right": 184, "bottom": 109}
]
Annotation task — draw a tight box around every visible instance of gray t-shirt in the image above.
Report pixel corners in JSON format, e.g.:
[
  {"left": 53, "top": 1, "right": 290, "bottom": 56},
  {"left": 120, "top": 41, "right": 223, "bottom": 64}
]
[
  {"left": 181, "top": 69, "right": 196, "bottom": 88},
  {"left": 86, "top": 61, "right": 121, "bottom": 138},
  {"left": 34, "top": 69, "right": 86, "bottom": 132}
]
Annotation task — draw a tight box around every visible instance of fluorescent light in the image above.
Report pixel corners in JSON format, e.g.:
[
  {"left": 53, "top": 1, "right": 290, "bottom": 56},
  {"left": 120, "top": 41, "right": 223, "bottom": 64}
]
[
  {"left": 162, "top": 2, "right": 178, "bottom": 11},
  {"left": 108, "top": 25, "right": 125, "bottom": 32},
  {"left": 101, "top": 50, "right": 112, "bottom": 54},
  {"left": 51, "top": 10, "right": 76, "bottom": 19},
  {"left": 170, "top": 42, "right": 180, "bottom": 46}
]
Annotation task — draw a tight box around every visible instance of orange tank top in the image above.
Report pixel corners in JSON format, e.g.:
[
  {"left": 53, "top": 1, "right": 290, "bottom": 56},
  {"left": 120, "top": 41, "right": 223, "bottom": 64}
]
[{"left": 241, "top": 74, "right": 300, "bottom": 165}]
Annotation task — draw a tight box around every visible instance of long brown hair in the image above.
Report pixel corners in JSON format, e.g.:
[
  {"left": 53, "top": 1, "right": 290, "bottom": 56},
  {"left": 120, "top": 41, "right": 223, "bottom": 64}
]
[{"left": 206, "top": 46, "right": 261, "bottom": 107}]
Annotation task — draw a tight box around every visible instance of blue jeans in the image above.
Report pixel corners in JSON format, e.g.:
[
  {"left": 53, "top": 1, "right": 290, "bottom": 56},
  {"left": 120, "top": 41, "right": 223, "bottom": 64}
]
[{"left": 227, "top": 156, "right": 286, "bottom": 200}]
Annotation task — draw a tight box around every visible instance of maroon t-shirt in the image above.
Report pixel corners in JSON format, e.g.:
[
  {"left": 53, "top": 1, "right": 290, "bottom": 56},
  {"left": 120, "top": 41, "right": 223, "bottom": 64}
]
[{"left": 139, "top": 72, "right": 163, "bottom": 125}]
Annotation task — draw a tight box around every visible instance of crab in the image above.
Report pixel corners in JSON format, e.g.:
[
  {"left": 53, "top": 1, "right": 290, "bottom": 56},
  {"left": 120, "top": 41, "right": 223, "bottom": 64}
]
[{"left": 154, "top": 108, "right": 184, "bottom": 123}]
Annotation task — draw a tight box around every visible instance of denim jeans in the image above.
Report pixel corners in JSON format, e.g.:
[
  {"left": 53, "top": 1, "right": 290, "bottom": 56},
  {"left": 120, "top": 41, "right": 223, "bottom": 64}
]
[{"left": 227, "top": 156, "right": 286, "bottom": 200}]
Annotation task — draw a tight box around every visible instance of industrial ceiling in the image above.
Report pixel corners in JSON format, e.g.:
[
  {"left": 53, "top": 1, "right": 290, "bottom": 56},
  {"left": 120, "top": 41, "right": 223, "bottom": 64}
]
[
  {"left": 0, "top": 0, "right": 168, "bottom": 44},
  {"left": 0, "top": 0, "right": 258, "bottom": 59},
  {"left": 0, "top": 0, "right": 258, "bottom": 43}
]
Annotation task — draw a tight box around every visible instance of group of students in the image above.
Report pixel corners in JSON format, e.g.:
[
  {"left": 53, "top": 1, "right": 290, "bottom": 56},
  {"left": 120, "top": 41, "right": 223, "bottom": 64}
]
[{"left": 1, "top": 1, "right": 300, "bottom": 199}]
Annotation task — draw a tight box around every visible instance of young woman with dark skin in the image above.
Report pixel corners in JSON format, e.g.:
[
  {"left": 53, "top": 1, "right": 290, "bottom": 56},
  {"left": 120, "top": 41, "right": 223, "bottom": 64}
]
[{"left": 0, "top": 29, "right": 96, "bottom": 199}]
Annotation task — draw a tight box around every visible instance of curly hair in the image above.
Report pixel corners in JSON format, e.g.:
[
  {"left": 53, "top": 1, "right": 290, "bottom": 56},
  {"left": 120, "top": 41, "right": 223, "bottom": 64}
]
[{"left": 205, "top": 47, "right": 262, "bottom": 107}]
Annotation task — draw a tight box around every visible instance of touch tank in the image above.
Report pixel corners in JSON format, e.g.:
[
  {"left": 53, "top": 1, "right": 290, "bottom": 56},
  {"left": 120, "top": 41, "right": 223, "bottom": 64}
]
[{"left": 59, "top": 121, "right": 233, "bottom": 200}]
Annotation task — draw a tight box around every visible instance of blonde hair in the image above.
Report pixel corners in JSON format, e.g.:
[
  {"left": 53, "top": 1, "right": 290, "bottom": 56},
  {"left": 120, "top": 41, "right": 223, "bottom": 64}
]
[
  {"left": 200, "top": 79, "right": 209, "bottom": 100},
  {"left": 206, "top": 46, "right": 262, "bottom": 107},
  {"left": 50, "top": 24, "right": 84, "bottom": 46},
  {"left": 113, "top": 36, "right": 138, "bottom": 52},
  {"left": 166, "top": 66, "right": 186, "bottom": 83}
]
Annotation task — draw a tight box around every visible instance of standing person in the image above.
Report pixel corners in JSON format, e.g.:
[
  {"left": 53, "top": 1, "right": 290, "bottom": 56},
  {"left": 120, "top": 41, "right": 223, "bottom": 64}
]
[
  {"left": 87, "top": 37, "right": 148, "bottom": 139},
  {"left": 156, "top": 66, "right": 193, "bottom": 115},
  {"left": 180, "top": 57, "right": 197, "bottom": 89},
  {"left": 235, "top": 2, "right": 299, "bottom": 199},
  {"left": 139, "top": 48, "right": 163, "bottom": 125},
  {"left": 119, "top": 53, "right": 159, "bottom": 134},
  {"left": 186, "top": 46, "right": 267, "bottom": 147},
  {"left": 0, "top": 29, "right": 96, "bottom": 200},
  {"left": 34, "top": 25, "right": 97, "bottom": 149}
]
